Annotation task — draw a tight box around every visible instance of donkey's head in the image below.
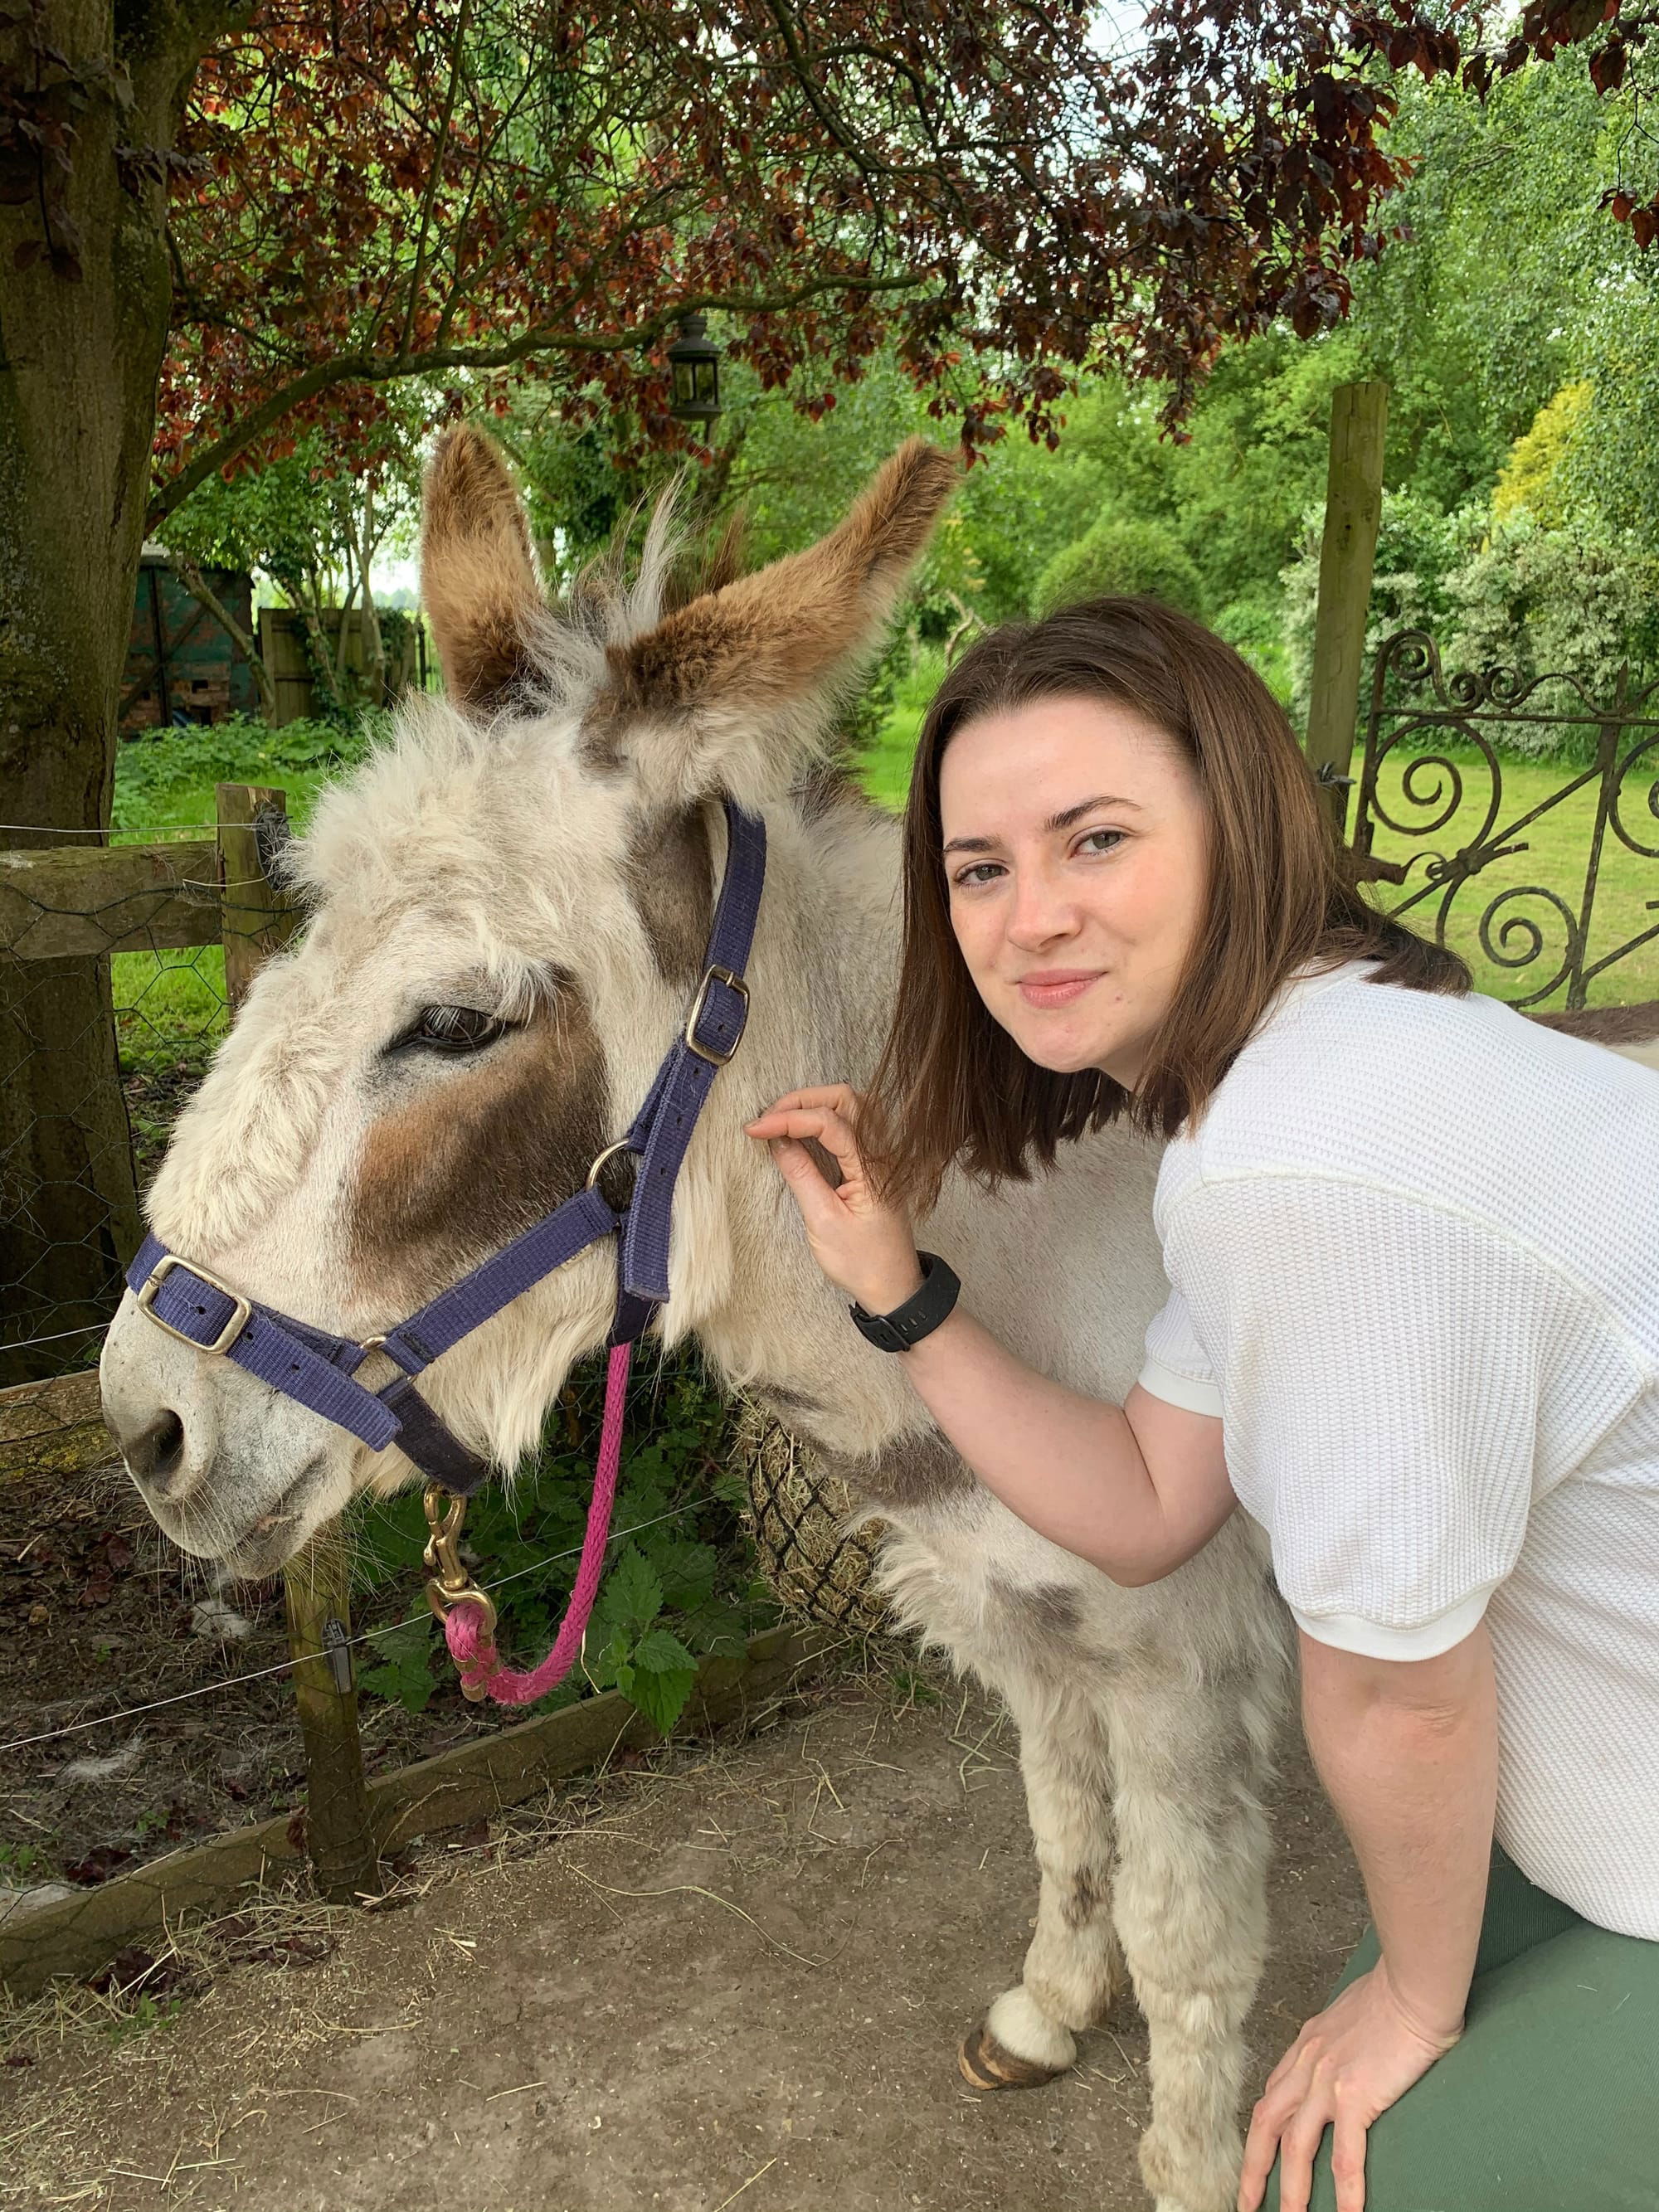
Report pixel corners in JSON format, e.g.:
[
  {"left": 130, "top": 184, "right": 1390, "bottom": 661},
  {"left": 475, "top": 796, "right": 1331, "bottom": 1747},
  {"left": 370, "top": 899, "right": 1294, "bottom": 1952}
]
[{"left": 100, "top": 430, "right": 956, "bottom": 1575}]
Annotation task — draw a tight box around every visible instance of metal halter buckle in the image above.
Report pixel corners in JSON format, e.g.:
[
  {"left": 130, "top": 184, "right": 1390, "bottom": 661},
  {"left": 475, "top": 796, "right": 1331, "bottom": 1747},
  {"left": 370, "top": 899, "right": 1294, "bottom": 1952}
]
[
  {"left": 684, "top": 965, "right": 749, "bottom": 1065},
  {"left": 586, "top": 1138, "right": 641, "bottom": 1204},
  {"left": 135, "top": 1254, "right": 253, "bottom": 1357}
]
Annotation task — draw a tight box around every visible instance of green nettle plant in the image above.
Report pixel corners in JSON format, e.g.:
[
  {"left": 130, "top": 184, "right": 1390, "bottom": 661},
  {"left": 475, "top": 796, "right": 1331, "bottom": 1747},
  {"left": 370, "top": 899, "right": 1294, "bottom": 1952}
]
[
  {"left": 350, "top": 1351, "right": 771, "bottom": 1733},
  {"left": 112, "top": 716, "right": 383, "bottom": 832}
]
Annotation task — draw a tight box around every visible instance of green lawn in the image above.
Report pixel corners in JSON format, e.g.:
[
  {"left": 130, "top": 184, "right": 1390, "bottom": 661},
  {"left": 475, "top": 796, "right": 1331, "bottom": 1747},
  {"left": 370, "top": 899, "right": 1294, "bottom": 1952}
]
[
  {"left": 853, "top": 646, "right": 949, "bottom": 812},
  {"left": 856, "top": 682, "right": 1658, "bottom": 1012}
]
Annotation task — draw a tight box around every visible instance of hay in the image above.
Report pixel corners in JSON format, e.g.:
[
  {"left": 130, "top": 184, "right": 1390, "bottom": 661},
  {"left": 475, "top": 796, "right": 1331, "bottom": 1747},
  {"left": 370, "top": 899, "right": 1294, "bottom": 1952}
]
[{"left": 735, "top": 1399, "right": 891, "bottom": 1636}]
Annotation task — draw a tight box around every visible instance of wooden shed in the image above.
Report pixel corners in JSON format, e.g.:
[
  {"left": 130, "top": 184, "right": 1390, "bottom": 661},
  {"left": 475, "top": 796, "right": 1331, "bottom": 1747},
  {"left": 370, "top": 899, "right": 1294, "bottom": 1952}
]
[
  {"left": 121, "top": 551, "right": 260, "bottom": 732},
  {"left": 256, "top": 606, "right": 426, "bottom": 725}
]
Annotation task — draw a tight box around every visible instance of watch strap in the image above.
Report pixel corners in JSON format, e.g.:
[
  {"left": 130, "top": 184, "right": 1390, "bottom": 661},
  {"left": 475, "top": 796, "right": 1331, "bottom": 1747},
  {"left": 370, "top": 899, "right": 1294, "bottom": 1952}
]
[{"left": 849, "top": 1251, "right": 961, "bottom": 1353}]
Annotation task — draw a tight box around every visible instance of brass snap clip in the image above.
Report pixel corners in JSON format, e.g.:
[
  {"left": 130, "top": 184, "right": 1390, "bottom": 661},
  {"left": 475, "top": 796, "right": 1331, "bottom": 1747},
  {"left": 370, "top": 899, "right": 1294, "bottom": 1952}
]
[{"left": 421, "top": 1485, "right": 499, "bottom": 1650}]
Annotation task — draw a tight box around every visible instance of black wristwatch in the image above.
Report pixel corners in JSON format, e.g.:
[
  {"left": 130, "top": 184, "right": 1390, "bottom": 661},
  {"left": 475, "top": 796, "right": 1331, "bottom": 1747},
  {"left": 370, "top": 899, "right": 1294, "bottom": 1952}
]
[{"left": 849, "top": 1251, "right": 961, "bottom": 1353}]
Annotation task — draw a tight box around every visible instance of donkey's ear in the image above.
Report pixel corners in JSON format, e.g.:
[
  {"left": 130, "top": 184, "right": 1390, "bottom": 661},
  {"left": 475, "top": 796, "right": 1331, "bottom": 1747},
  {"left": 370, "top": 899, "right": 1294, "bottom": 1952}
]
[
  {"left": 421, "top": 425, "right": 545, "bottom": 713},
  {"left": 586, "top": 438, "right": 959, "bottom": 807}
]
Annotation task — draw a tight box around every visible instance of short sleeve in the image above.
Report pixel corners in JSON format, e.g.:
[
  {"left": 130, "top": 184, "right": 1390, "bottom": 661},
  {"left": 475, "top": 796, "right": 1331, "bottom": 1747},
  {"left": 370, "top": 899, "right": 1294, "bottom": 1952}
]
[
  {"left": 1138, "top": 1287, "right": 1224, "bottom": 1418},
  {"left": 1160, "top": 1175, "right": 1618, "bottom": 1661}
]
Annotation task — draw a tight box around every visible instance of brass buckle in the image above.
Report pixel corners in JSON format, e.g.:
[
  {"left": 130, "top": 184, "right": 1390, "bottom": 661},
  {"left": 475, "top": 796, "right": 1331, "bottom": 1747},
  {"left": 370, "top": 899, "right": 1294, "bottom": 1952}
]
[
  {"left": 421, "top": 1486, "right": 499, "bottom": 1681},
  {"left": 135, "top": 1255, "right": 253, "bottom": 1357},
  {"left": 684, "top": 965, "right": 748, "bottom": 1066}
]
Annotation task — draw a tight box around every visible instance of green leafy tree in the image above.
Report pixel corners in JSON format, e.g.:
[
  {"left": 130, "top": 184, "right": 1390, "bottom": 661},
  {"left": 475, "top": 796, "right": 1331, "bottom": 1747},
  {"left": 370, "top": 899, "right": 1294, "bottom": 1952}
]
[
  {"left": 7, "top": 0, "right": 1446, "bottom": 1369},
  {"left": 162, "top": 417, "right": 424, "bottom": 720},
  {"left": 1493, "top": 382, "right": 1593, "bottom": 529}
]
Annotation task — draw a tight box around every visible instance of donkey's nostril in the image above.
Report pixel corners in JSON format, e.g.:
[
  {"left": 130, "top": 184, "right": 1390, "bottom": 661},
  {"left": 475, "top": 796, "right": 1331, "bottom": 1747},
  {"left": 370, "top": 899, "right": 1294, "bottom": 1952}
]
[{"left": 127, "top": 1410, "right": 187, "bottom": 1493}]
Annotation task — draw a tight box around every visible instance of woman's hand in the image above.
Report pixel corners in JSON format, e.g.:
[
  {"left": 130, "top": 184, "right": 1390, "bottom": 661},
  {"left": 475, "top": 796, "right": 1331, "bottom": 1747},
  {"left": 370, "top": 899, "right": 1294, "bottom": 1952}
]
[
  {"left": 745, "top": 1084, "right": 922, "bottom": 1316},
  {"left": 1238, "top": 1962, "right": 1461, "bottom": 2212}
]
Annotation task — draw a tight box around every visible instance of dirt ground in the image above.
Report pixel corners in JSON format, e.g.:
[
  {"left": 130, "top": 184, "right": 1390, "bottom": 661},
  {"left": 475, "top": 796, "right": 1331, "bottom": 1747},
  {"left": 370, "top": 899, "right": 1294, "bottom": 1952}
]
[
  {"left": 0, "top": 1422, "right": 751, "bottom": 1894},
  {"left": 0, "top": 1457, "right": 548, "bottom": 1889},
  {"left": 2, "top": 1666, "right": 1366, "bottom": 2212}
]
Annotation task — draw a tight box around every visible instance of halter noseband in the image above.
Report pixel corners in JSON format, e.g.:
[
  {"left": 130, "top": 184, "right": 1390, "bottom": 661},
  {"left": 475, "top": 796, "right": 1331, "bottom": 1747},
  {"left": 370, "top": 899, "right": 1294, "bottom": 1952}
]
[{"left": 125, "top": 800, "right": 766, "bottom": 1699}]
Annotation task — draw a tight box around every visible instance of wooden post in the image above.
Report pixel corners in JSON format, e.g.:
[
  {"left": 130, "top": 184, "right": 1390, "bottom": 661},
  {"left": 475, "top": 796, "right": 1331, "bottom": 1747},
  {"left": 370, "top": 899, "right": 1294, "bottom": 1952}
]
[
  {"left": 1305, "top": 380, "right": 1389, "bottom": 838},
  {"left": 215, "top": 781, "right": 298, "bottom": 1000},
  {"left": 283, "top": 1524, "right": 379, "bottom": 1903},
  {"left": 216, "top": 784, "right": 377, "bottom": 1902}
]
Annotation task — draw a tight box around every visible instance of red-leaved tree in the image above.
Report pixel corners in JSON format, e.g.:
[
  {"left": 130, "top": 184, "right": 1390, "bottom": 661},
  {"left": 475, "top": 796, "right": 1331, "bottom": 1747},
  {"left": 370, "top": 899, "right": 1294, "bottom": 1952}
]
[{"left": 0, "top": 0, "right": 1651, "bottom": 1365}]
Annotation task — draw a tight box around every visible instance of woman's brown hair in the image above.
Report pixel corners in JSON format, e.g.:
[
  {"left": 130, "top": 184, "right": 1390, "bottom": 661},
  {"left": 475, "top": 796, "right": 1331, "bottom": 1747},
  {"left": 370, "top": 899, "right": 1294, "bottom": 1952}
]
[{"left": 867, "top": 596, "right": 1467, "bottom": 1209}]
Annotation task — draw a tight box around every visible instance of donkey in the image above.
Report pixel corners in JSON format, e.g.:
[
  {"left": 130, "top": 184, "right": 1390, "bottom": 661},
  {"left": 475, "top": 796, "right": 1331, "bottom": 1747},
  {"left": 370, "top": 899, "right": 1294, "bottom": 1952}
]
[{"left": 98, "top": 430, "right": 1318, "bottom": 2211}]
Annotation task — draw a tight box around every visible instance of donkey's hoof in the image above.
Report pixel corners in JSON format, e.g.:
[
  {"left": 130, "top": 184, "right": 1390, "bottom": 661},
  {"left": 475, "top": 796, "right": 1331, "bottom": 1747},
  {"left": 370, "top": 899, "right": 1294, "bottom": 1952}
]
[{"left": 957, "top": 2023, "right": 1068, "bottom": 2092}]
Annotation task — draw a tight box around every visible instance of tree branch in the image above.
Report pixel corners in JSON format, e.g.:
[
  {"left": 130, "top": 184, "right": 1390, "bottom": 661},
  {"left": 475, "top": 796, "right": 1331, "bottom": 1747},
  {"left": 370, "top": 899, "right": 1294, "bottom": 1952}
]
[
  {"left": 164, "top": 550, "right": 278, "bottom": 721},
  {"left": 396, "top": 0, "right": 474, "bottom": 365},
  {"left": 146, "top": 272, "right": 926, "bottom": 532}
]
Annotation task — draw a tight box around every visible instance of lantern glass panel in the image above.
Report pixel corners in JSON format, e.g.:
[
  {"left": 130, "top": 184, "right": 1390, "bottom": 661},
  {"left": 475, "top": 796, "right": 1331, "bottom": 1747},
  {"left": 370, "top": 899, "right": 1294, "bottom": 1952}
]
[{"left": 667, "top": 314, "right": 721, "bottom": 422}]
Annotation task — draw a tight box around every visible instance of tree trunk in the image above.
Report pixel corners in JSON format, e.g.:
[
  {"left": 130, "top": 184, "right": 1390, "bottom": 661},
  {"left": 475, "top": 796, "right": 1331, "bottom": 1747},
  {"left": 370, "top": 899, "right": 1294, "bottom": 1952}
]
[
  {"left": 354, "top": 476, "right": 387, "bottom": 709},
  {"left": 0, "top": 1, "right": 222, "bottom": 1383},
  {"left": 295, "top": 588, "right": 345, "bottom": 719},
  {"left": 331, "top": 577, "right": 359, "bottom": 698}
]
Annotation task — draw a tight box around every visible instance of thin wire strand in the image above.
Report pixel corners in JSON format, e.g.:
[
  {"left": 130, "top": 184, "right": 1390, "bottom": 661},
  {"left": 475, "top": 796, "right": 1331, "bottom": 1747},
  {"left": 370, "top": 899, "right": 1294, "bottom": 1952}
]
[
  {"left": 0, "top": 1325, "right": 105, "bottom": 1354},
  {"left": 0, "top": 1498, "right": 706, "bottom": 1756},
  {"left": 0, "top": 823, "right": 223, "bottom": 838}
]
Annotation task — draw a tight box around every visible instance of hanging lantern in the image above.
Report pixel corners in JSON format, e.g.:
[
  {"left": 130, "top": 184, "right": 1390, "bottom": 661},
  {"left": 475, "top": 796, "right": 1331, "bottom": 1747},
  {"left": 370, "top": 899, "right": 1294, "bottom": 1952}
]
[{"left": 667, "top": 312, "right": 721, "bottom": 425}]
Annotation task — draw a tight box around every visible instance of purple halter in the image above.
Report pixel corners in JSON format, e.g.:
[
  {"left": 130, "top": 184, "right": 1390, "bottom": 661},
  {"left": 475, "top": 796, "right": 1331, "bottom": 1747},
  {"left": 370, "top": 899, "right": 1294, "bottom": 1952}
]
[{"left": 125, "top": 800, "right": 767, "bottom": 1501}]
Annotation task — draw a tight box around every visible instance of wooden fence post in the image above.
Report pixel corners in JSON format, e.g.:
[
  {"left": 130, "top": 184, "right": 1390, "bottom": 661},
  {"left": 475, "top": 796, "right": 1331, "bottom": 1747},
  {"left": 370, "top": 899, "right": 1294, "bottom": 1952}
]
[
  {"left": 283, "top": 1523, "right": 379, "bottom": 1903},
  {"left": 216, "top": 783, "right": 378, "bottom": 1903},
  {"left": 1305, "top": 380, "right": 1389, "bottom": 838},
  {"left": 215, "top": 780, "right": 298, "bottom": 999}
]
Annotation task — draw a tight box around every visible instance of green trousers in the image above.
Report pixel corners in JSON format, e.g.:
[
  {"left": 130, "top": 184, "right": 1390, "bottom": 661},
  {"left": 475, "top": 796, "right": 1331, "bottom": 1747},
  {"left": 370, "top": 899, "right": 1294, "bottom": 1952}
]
[{"left": 1263, "top": 1849, "right": 1659, "bottom": 2212}]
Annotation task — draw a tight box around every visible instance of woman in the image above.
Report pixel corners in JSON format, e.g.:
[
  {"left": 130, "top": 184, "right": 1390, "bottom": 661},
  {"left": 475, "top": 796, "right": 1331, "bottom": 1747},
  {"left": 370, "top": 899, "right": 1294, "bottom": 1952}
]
[{"left": 746, "top": 600, "right": 1659, "bottom": 2212}]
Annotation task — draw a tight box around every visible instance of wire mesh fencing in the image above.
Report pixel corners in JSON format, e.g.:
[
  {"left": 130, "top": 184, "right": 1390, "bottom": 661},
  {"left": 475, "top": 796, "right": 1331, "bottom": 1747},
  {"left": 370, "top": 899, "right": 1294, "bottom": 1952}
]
[{"left": 0, "top": 1340, "right": 794, "bottom": 1997}]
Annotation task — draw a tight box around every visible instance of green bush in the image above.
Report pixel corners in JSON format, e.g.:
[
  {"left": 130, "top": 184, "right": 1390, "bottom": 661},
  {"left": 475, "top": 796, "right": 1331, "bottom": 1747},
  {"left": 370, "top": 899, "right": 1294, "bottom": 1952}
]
[
  {"left": 1031, "top": 517, "right": 1206, "bottom": 620},
  {"left": 110, "top": 715, "right": 392, "bottom": 1084},
  {"left": 1213, "top": 601, "right": 1294, "bottom": 708},
  {"left": 851, "top": 644, "right": 948, "bottom": 812},
  {"left": 1282, "top": 492, "right": 1657, "bottom": 758}
]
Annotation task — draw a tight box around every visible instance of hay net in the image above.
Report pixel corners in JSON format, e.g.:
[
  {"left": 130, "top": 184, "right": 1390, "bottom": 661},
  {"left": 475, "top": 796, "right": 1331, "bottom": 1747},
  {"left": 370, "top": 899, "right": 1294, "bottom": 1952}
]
[{"left": 735, "top": 1398, "right": 889, "bottom": 1636}]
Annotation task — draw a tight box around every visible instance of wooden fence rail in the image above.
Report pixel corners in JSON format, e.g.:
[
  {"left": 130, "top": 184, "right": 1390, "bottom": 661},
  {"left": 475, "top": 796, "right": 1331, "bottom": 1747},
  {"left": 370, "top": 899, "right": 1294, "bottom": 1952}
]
[
  {"left": 0, "top": 838, "right": 221, "bottom": 960},
  {"left": 2, "top": 1625, "right": 830, "bottom": 1996}
]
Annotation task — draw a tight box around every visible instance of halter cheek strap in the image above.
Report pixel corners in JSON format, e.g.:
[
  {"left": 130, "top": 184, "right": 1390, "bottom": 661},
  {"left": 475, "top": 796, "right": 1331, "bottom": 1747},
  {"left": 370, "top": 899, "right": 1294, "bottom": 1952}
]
[{"left": 126, "top": 800, "right": 766, "bottom": 1702}]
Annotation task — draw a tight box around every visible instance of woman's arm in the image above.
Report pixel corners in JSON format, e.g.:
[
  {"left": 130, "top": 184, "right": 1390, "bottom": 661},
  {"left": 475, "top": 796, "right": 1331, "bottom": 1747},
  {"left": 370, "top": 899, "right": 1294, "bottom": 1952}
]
[
  {"left": 746, "top": 1085, "right": 1233, "bottom": 1583},
  {"left": 1238, "top": 1622, "right": 1497, "bottom": 2212},
  {"left": 900, "top": 1309, "right": 1233, "bottom": 1582}
]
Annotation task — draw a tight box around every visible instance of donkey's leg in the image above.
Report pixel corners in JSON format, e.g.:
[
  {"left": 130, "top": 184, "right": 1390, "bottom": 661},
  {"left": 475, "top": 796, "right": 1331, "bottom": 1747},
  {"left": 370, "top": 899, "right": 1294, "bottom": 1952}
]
[
  {"left": 1107, "top": 1664, "right": 1277, "bottom": 2212},
  {"left": 960, "top": 1681, "right": 1123, "bottom": 2089}
]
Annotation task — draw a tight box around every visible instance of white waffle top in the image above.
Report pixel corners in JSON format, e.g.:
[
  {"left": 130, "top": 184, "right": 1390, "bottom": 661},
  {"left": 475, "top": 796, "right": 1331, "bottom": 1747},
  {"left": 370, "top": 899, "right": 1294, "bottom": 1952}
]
[{"left": 1138, "top": 960, "right": 1659, "bottom": 1937}]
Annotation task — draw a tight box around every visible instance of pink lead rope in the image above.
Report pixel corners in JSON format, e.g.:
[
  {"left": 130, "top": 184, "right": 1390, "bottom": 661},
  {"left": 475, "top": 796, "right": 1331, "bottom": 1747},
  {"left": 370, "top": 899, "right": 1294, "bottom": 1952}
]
[{"left": 440, "top": 1341, "right": 632, "bottom": 1705}]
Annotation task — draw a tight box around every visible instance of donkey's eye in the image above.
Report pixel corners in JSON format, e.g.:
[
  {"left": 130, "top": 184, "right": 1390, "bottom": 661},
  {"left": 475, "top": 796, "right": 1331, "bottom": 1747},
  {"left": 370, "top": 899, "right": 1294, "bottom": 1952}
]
[{"left": 395, "top": 1006, "right": 508, "bottom": 1055}]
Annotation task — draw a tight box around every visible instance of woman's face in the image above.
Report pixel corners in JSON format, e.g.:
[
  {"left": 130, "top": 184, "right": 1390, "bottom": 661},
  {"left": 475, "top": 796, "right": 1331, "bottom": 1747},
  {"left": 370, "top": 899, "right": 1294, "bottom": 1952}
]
[{"left": 938, "top": 693, "right": 1209, "bottom": 1090}]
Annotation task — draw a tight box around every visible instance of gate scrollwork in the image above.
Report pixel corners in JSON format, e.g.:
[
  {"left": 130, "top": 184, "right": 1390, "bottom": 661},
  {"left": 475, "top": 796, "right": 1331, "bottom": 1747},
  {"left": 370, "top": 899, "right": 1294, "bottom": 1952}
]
[{"left": 1349, "top": 630, "right": 1659, "bottom": 1011}]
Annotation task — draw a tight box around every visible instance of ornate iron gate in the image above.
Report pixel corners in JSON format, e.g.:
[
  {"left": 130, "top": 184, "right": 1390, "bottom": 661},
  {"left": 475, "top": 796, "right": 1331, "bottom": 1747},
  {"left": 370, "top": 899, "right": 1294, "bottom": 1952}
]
[{"left": 1348, "top": 630, "right": 1659, "bottom": 1009}]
